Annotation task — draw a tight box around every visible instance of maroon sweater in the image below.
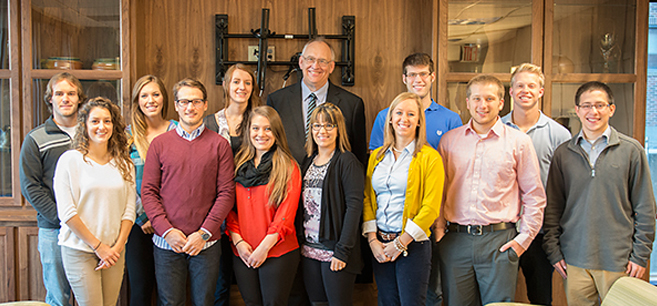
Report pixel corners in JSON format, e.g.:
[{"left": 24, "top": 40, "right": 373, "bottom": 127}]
[{"left": 142, "top": 129, "right": 235, "bottom": 240}]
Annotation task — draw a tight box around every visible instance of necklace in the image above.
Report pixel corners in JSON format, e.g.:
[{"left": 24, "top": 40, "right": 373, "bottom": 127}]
[{"left": 392, "top": 146, "right": 404, "bottom": 153}]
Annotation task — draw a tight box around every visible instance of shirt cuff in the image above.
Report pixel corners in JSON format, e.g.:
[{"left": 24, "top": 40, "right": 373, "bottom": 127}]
[
  {"left": 513, "top": 232, "right": 531, "bottom": 250},
  {"left": 200, "top": 227, "right": 213, "bottom": 239},
  {"left": 362, "top": 220, "right": 377, "bottom": 236},
  {"left": 404, "top": 219, "right": 429, "bottom": 242},
  {"left": 162, "top": 227, "right": 174, "bottom": 239}
]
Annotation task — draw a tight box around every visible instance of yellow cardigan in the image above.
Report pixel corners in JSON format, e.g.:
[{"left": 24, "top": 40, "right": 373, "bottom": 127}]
[{"left": 363, "top": 145, "right": 444, "bottom": 237}]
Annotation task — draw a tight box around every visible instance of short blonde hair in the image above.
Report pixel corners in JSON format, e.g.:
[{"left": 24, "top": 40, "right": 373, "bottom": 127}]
[{"left": 511, "top": 63, "right": 545, "bottom": 88}]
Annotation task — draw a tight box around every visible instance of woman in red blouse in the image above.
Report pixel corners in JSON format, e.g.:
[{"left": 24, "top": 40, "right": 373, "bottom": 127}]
[{"left": 226, "top": 105, "right": 302, "bottom": 305}]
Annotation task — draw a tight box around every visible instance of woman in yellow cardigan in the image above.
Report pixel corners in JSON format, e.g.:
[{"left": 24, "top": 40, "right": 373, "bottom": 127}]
[{"left": 363, "top": 92, "right": 444, "bottom": 305}]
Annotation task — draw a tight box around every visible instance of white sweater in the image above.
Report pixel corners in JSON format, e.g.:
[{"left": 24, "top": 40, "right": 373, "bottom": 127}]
[{"left": 54, "top": 150, "right": 136, "bottom": 252}]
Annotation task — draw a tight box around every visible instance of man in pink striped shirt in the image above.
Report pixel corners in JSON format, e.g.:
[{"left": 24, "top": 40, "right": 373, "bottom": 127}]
[{"left": 435, "top": 75, "right": 546, "bottom": 306}]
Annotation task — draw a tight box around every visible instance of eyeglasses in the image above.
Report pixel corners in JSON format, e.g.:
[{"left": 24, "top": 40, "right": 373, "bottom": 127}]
[
  {"left": 405, "top": 71, "right": 431, "bottom": 79},
  {"left": 311, "top": 123, "right": 336, "bottom": 131},
  {"left": 302, "top": 55, "right": 332, "bottom": 67},
  {"left": 176, "top": 99, "right": 205, "bottom": 107},
  {"left": 578, "top": 103, "right": 610, "bottom": 111}
]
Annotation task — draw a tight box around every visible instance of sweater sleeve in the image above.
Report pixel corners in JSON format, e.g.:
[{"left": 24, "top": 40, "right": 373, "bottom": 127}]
[
  {"left": 266, "top": 163, "right": 302, "bottom": 242},
  {"left": 19, "top": 135, "right": 60, "bottom": 225},
  {"left": 121, "top": 166, "right": 137, "bottom": 223},
  {"left": 201, "top": 139, "right": 236, "bottom": 236},
  {"left": 54, "top": 152, "right": 78, "bottom": 224},
  {"left": 407, "top": 149, "right": 444, "bottom": 236},
  {"left": 628, "top": 145, "right": 657, "bottom": 267},
  {"left": 362, "top": 151, "right": 378, "bottom": 234},
  {"left": 543, "top": 147, "right": 567, "bottom": 265},
  {"left": 333, "top": 155, "right": 364, "bottom": 262},
  {"left": 141, "top": 139, "right": 173, "bottom": 236}
]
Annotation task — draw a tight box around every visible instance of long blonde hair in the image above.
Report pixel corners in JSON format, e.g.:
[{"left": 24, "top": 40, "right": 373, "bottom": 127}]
[
  {"left": 376, "top": 92, "right": 427, "bottom": 160},
  {"left": 234, "top": 106, "right": 299, "bottom": 207},
  {"left": 74, "top": 98, "right": 133, "bottom": 183},
  {"left": 304, "top": 103, "right": 351, "bottom": 157},
  {"left": 128, "top": 75, "right": 169, "bottom": 160}
]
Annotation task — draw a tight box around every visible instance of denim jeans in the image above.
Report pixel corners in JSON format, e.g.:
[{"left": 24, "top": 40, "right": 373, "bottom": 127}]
[
  {"left": 154, "top": 241, "right": 221, "bottom": 306},
  {"left": 373, "top": 240, "right": 432, "bottom": 306},
  {"left": 38, "top": 228, "right": 72, "bottom": 306}
]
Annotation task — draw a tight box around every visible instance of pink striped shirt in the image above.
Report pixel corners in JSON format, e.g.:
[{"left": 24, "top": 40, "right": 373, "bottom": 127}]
[{"left": 437, "top": 118, "right": 546, "bottom": 249}]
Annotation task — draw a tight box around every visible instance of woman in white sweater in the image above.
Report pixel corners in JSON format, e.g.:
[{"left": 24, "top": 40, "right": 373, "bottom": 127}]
[{"left": 54, "top": 97, "right": 135, "bottom": 306}]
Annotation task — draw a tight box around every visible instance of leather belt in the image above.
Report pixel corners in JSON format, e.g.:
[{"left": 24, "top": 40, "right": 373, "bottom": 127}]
[
  {"left": 446, "top": 222, "right": 516, "bottom": 236},
  {"left": 377, "top": 230, "right": 400, "bottom": 242}
]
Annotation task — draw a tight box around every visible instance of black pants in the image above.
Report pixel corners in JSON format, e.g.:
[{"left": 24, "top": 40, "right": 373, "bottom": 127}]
[
  {"left": 125, "top": 224, "right": 157, "bottom": 305},
  {"left": 233, "top": 249, "right": 300, "bottom": 306},
  {"left": 215, "top": 234, "right": 234, "bottom": 306},
  {"left": 519, "top": 233, "right": 554, "bottom": 305},
  {"left": 301, "top": 256, "right": 356, "bottom": 305}
]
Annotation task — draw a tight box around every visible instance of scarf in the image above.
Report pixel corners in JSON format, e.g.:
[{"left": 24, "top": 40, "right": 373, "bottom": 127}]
[{"left": 235, "top": 150, "right": 274, "bottom": 187}]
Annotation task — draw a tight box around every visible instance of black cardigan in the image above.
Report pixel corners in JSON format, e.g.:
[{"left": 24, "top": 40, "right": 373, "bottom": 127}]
[{"left": 297, "top": 149, "right": 364, "bottom": 274}]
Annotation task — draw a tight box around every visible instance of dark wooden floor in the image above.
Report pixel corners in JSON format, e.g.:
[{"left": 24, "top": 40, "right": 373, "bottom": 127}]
[{"left": 229, "top": 283, "right": 379, "bottom": 306}]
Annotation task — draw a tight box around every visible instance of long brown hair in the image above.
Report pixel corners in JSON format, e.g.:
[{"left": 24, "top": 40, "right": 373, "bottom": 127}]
[
  {"left": 128, "top": 75, "right": 169, "bottom": 160},
  {"left": 304, "top": 103, "right": 350, "bottom": 156},
  {"left": 222, "top": 64, "right": 261, "bottom": 136},
  {"left": 376, "top": 92, "right": 427, "bottom": 160},
  {"left": 234, "top": 106, "right": 298, "bottom": 207},
  {"left": 74, "top": 97, "right": 133, "bottom": 183}
]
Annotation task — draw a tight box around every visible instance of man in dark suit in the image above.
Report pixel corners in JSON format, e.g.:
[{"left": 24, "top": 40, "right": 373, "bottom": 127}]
[{"left": 267, "top": 37, "right": 366, "bottom": 165}]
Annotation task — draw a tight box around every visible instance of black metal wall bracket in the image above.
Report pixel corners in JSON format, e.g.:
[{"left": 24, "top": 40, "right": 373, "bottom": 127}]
[{"left": 215, "top": 8, "right": 356, "bottom": 89}]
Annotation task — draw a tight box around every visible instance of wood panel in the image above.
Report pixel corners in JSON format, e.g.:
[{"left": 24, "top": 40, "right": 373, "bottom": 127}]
[
  {"left": 17, "top": 226, "right": 45, "bottom": 301},
  {"left": 0, "top": 226, "right": 15, "bottom": 302},
  {"left": 132, "top": 0, "right": 432, "bottom": 139}
]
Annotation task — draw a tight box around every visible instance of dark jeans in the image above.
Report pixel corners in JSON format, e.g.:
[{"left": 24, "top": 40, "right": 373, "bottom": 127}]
[
  {"left": 154, "top": 241, "right": 221, "bottom": 306},
  {"left": 126, "top": 224, "right": 157, "bottom": 306},
  {"left": 519, "top": 233, "right": 553, "bottom": 305},
  {"left": 438, "top": 228, "right": 520, "bottom": 306},
  {"left": 214, "top": 235, "right": 234, "bottom": 306},
  {"left": 233, "top": 249, "right": 300, "bottom": 306},
  {"left": 372, "top": 240, "right": 432, "bottom": 306},
  {"left": 301, "top": 256, "right": 357, "bottom": 305}
]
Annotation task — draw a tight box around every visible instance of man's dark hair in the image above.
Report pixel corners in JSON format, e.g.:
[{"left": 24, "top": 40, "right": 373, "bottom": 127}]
[
  {"left": 575, "top": 81, "right": 614, "bottom": 106},
  {"left": 402, "top": 53, "right": 434, "bottom": 75}
]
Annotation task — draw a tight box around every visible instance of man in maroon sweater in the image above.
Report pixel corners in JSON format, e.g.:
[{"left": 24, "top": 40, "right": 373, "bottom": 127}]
[{"left": 142, "top": 78, "right": 235, "bottom": 306}]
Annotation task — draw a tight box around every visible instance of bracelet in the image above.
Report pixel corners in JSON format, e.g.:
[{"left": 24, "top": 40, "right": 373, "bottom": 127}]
[
  {"left": 235, "top": 239, "right": 245, "bottom": 247},
  {"left": 393, "top": 237, "right": 408, "bottom": 257},
  {"left": 368, "top": 238, "right": 377, "bottom": 244},
  {"left": 93, "top": 241, "right": 102, "bottom": 251}
]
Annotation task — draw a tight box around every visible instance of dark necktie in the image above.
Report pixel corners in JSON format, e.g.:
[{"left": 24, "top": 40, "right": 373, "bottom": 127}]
[{"left": 306, "top": 93, "right": 317, "bottom": 139}]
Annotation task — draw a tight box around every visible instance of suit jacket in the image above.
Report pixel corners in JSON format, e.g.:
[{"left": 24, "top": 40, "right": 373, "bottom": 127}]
[{"left": 267, "top": 80, "right": 367, "bottom": 165}]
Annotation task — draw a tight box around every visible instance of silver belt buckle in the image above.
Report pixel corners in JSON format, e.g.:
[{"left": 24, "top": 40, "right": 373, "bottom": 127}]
[{"left": 467, "top": 225, "right": 483, "bottom": 236}]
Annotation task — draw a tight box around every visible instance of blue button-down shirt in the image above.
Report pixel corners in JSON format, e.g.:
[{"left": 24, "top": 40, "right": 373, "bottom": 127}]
[
  {"left": 371, "top": 141, "right": 415, "bottom": 233},
  {"left": 577, "top": 126, "right": 611, "bottom": 168}
]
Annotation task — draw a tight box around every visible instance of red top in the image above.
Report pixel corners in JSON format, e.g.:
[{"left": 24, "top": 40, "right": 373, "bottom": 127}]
[{"left": 226, "top": 162, "right": 301, "bottom": 258}]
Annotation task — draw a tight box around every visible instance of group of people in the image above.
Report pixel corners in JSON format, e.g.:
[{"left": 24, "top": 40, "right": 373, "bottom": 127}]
[{"left": 18, "top": 36, "right": 655, "bottom": 306}]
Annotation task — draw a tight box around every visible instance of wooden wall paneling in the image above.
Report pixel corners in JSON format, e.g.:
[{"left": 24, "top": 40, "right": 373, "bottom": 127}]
[
  {"left": 0, "top": 226, "right": 16, "bottom": 302},
  {"left": 17, "top": 226, "right": 45, "bottom": 301},
  {"left": 20, "top": 0, "right": 33, "bottom": 147},
  {"left": 134, "top": 0, "right": 432, "bottom": 138},
  {"left": 634, "top": 0, "right": 648, "bottom": 144},
  {"left": 542, "top": 0, "right": 554, "bottom": 117},
  {"left": 437, "top": 0, "right": 448, "bottom": 108},
  {"left": 121, "top": 0, "right": 130, "bottom": 121}
]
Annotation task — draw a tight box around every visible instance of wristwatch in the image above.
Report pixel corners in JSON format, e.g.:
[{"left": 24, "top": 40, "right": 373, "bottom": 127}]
[{"left": 198, "top": 230, "right": 210, "bottom": 241}]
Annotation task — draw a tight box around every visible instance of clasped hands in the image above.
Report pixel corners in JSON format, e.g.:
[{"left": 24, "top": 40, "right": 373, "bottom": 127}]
[{"left": 164, "top": 228, "right": 206, "bottom": 256}]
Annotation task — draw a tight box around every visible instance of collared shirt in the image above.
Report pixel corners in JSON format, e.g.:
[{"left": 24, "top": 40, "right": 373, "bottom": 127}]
[
  {"left": 153, "top": 122, "right": 215, "bottom": 251},
  {"left": 371, "top": 141, "right": 415, "bottom": 233},
  {"left": 301, "top": 81, "right": 329, "bottom": 125},
  {"left": 438, "top": 118, "right": 546, "bottom": 249},
  {"left": 369, "top": 99, "right": 462, "bottom": 150},
  {"left": 576, "top": 126, "right": 611, "bottom": 168},
  {"left": 501, "top": 111, "right": 571, "bottom": 186},
  {"left": 176, "top": 123, "right": 206, "bottom": 141}
]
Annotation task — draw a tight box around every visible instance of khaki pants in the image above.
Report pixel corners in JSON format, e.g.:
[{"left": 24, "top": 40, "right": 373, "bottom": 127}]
[
  {"left": 61, "top": 246, "right": 125, "bottom": 306},
  {"left": 564, "top": 264, "right": 626, "bottom": 306}
]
